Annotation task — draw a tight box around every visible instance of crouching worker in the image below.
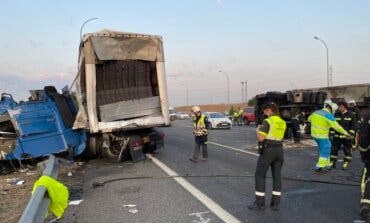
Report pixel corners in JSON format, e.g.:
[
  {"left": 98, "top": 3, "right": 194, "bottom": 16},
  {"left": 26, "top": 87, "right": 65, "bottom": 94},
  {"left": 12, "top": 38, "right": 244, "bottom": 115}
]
[
  {"left": 248, "top": 102, "right": 286, "bottom": 211},
  {"left": 189, "top": 106, "right": 208, "bottom": 163},
  {"left": 308, "top": 102, "right": 349, "bottom": 173}
]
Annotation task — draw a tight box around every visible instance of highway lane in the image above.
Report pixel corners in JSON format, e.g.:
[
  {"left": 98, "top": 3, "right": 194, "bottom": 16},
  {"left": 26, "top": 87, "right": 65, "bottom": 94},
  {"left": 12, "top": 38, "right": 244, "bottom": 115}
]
[{"left": 62, "top": 120, "right": 364, "bottom": 223}]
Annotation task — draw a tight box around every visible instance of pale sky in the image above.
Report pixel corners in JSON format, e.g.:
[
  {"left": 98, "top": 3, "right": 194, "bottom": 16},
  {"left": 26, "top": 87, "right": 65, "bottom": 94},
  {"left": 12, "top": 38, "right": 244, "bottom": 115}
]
[{"left": 1, "top": 0, "right": 370, "bottom": 106}]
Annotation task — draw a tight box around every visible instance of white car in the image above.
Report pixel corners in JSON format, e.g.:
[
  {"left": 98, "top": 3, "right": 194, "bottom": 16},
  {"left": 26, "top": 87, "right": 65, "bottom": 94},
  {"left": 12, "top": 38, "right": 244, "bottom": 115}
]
[
  {"left": 204, "top": 112, "right": 232, "bottom": 129},
  {"left": 176, "top": 112, "right": 190, "bottom": 119}
]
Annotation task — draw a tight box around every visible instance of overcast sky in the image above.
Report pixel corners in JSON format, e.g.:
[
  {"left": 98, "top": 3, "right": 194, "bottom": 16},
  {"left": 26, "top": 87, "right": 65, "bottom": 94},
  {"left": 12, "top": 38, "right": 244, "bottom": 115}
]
[{"left": 1, "top": 0, "right": 370, "bottom": 106}]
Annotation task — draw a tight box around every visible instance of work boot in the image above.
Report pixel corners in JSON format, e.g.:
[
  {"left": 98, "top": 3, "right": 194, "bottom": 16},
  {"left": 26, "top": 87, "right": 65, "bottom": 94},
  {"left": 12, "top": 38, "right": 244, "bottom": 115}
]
[
  {"left": 330, "top": 161, "right": 336, "bottom": 169},
  {"left": 248, "top": 196, "right": 265, "bottom": 211},
  {"left": 189, "top": 158, "right": 198, "bottom": 163},
  {"left": 314, "top": 168, "right": 328, "bottom": 175},
  {"left": 270, "top": 195, "right": 281, "bottom": 211},
  {"left": 360, "top": 204, "right": 370, "bottom": 221},
  {"left": 342, "top": 161, "right": 349, "bottom": 170}
]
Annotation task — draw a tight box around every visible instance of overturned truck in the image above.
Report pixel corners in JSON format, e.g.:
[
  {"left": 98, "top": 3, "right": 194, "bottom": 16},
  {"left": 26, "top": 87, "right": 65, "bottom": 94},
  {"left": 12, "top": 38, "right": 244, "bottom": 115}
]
[
  {"left": 0, "top": 30, "right": 170, "bottom": 161},
  {"left": 255, "top": 83, "right": 370, "bottom": 133}
]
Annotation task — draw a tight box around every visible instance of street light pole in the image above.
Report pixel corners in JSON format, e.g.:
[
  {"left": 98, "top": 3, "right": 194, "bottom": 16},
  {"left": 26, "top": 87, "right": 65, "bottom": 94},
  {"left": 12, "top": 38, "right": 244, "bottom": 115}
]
[
  {"left": 244, "top": 80, "right": 248, "bottom": 104},
  {"left": 218, "top": 70, "right": 230, "bottom": 105},
  {"left": 80, "top": 17, "right": 99, "bottom": 40},
  {"left": 313, "top": 36, "right": 330, "bottom": 87},
  {"left": 241, "top": 82, "right": 244, "bottom": 103}
]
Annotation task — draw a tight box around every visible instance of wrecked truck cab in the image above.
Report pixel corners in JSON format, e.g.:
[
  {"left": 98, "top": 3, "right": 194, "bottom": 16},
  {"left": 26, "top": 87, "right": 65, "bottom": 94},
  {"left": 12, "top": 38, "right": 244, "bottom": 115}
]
[{"left": 0, "top": 87, "right": 86, "bottom": 160}]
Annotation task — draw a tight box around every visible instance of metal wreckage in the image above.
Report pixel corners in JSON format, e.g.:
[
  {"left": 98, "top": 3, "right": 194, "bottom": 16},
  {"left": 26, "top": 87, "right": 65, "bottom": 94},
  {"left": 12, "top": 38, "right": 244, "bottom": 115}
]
[{"left": 0, "top": 30, "right": 170, "bottom": 161}]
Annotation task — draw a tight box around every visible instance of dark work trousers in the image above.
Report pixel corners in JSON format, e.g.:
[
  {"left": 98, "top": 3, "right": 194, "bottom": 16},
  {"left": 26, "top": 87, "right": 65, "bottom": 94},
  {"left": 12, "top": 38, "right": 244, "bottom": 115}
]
[
  {"left": 331, "top": 138, "right": 353, "bottom": 163},
  {"left": 361, "top": 153, "right": 370, "bottom": 206},
  {"left": 291, "top": 119, "right": 300, "bottom": 143},
  {"left": 193, "top": 135, "right": 208, "bottom": 159},
  {"left": 255, "top": 144, "right": 284, "bottom": 204}
]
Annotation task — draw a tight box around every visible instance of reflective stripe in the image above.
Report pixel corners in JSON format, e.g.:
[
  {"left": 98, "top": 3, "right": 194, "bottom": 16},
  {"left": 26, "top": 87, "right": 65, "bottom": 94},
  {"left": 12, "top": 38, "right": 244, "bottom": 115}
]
[
  {"left": 272, "top": 191, "right": 281, "bottom": 196},
  {"left": 349, "top": 130, "right": 355, "bottom": 134},
  {"left": 316, "top": 156, "right": 330, "bottom": 168},
  {"left": 362, "top": 168, "right": 367, "bottom": 196},
  {"left": 258, "top": 131, "right": 267, "bottom": 136},
  {"left": 330, "top": 155, "right": 338, "bottom": 158},
  {"left": 311, "top": 124, "right": 328, "bottom": 131},
  {"left": 361, "top": 199, "right": 370, "bottom": 204},
  {"left": 255, "top": 191, "right": 265, "bottom": 196},
  {"left": 345, "top": 156, "right": 352, "bottom": 160},
  {"left": 265, "top": 137, "right": 283, "bottom": 141},
  {"left": 344, "top": 117, "right": 352, "bottom": 121}
]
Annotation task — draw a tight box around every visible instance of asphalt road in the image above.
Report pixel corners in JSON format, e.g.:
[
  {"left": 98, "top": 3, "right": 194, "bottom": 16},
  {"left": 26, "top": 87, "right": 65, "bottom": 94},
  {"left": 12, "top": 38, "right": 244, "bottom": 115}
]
[{"left": 62, "top": 120, "right": 365, "bottom": 223}]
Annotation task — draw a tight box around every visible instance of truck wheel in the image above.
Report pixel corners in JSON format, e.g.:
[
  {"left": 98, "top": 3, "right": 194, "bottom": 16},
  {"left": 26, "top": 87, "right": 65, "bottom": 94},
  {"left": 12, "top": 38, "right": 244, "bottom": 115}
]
[
  {"left": 86, "top": 136, "right": 99, "bottom": 158},
  {"left": 102, "top": 137, "right": 130, "bottom": 162}
]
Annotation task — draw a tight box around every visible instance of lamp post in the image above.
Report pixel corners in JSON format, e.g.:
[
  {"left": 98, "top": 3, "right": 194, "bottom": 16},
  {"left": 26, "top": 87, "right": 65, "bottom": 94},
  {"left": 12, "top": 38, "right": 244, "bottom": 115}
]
[
  {"left": 313, "top": 36, "right": 330, "bottom": 87},
  {"left": 218, "top": 70, "right": 230, "bottom": 105},
  {"left": 80, "top": 17, "right": 99, "bottom": 40},
  {"left": 244, "top": 80, "right": 248, "bottom": 104},
  {"left": 241, "top": 82, "right": 245, "bottom": 103}
]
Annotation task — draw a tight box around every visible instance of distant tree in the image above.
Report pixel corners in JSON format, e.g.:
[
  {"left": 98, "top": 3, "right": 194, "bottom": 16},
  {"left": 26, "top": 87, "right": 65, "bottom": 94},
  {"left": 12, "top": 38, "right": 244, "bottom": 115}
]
[
  {"left": 228, "top": 106, "right": 235, "bottom": 115},
  {"left": 247, "top": 97, "right": 256, "bottom": 106}
]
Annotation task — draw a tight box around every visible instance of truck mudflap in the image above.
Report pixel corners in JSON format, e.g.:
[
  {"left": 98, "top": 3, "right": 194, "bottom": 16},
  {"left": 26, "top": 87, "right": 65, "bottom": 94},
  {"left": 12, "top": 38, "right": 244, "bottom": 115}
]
[{"left": 0, "top": 89, "right": 87, "bottom": 160}]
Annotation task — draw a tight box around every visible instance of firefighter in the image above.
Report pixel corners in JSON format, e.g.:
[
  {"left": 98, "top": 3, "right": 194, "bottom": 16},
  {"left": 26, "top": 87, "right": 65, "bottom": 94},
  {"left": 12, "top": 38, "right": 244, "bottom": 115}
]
[
  {"left": 330, "top": 101, "right": 357, "bottom": 170},
  {"left": 348, "top": 99, "right": 361, "bottom": 124},
  {"left": 189, "top": 106, "right": 208, "bottom": 163},
  {"left": 308, "top": 102, "right": 349, "bottom": 173},
  {"left": 238, "top": 108, "right": 244, "bottom": 125},
  {"left": 248, "top": 102, "right": 286, "bottom": 211},
  {"left": 233, "top": 109, "right": 240, "bottom": 126},
  {"left": 291, "top": 111, "right": 304, "bottom": 143},
  {"left": 359, "top": 112, "right": 370, "bottom": 221}
]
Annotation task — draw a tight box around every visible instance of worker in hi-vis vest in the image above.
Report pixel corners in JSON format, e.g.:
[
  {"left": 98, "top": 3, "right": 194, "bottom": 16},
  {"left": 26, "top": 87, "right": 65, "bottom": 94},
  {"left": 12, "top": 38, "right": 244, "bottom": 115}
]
[
  {"left": 249, "top": 102, "right": 286, "bottom": 211},
  {"left": 189, "top": 106, "right": 209, "bottom": 163},
  {"left": 308, "top": 102, "right": 349, "bottom": 174}
]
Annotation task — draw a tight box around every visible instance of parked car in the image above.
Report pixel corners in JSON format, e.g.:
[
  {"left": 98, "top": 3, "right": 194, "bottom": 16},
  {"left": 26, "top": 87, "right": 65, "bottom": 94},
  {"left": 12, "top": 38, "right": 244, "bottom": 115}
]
[
  {"left": 169, "top": 107, "right": 177, "bottom": 121},
  {"left": 242, "top": 107, "right": 255, "bottom": 125},
  {"left": 176, "top": 112, "right": 190, "bottom": 119},
  {"left": 204, "top": 112, "right": 232, "bottom": 129}
]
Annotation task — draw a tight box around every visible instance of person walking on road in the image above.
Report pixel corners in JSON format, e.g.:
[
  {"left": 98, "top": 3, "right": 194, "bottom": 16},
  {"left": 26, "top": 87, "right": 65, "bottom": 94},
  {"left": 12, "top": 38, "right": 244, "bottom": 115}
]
[
  {"left": 358, "top": 112, "right": 370, "bottom": 221},
  {"left": 308, "top": 102, "right": 349, "bottom": 173},
  {"left": 330, "top": 101, "right": 357, "bottom": 170},
  {"left": 189, "top": 106, "right": 209, "bottom": 163},
  {"left": 248, "top": 102, "right": 286, "bottom": 211}
]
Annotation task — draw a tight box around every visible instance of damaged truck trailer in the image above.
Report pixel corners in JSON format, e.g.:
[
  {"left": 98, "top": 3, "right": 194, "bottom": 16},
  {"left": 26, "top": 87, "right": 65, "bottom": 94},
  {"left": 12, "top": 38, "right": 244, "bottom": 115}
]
[
  {"left": 71, "top": 30, "right": 170, "bottom": 161},
  {"left": 0, "top": 30, "right": 170, "bottom": 161}
]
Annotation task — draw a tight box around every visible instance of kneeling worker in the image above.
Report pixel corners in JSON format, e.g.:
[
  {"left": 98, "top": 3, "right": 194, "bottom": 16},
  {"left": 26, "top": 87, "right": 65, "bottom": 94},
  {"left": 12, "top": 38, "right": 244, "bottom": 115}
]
[{"left": 249, "top": 102, "right": 286, "bottom": 211}]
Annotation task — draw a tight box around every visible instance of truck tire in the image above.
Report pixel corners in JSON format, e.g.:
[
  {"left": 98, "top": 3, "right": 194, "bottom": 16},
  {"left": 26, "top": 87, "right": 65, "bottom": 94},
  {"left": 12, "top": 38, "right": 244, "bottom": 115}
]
[
  {"left": 86, "top": 136, "right": 99, "bottom": 158},
  {"left": 101, "top": 135, "right": 130, "bottom": 162}
]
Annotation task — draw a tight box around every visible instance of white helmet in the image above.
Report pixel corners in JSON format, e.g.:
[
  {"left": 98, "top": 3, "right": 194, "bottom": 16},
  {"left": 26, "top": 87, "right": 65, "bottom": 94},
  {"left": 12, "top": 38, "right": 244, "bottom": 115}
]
[
  {"left": 348, "top": 99, "right": 356, "bottom": 107},
  {"left": 191, "top": 106, "right": 201, "bottom": 114},
  {"left": 328, "top": 103, "right": 338, "bottom": 114},
  {"left": 323, "top": 99, "right": 332, "bottom": 106}
]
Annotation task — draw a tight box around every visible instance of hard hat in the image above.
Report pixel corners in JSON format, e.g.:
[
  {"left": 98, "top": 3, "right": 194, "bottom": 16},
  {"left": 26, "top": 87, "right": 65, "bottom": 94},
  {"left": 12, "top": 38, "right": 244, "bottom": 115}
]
[
  {"left": 348, "top": 99, "right": 356, "bottom": 106},
  {"left": 328, "top": 103, "right": 338, "bottom": 114},
  {"left": 191, "top": 106, "right": 201, "bottom": 113},
  {"left": 323, "top": 99, "right": 332, "bottom": 106}
]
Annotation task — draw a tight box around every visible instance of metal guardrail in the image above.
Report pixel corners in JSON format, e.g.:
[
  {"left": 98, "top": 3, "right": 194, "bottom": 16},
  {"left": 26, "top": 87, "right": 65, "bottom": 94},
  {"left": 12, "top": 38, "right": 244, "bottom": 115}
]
[{"left": 18, "top": 155, "right": 59, "bottom": 223}]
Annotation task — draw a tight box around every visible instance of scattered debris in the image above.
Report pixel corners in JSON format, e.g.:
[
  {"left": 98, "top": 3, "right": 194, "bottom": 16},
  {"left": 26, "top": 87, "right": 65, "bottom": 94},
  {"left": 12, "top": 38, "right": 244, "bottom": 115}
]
[
  {"left": 76, "top": 162, "right": 84, "bottom": 166},
  {"left": 16, "top": 180, "right": 25, "bottom": 185},
  {"left": 128, "top": 209, "right": 138, "bottom": 214},
  {"left": 68, "top": 200, "right": 83, "bottom": 206},
  {"left": 67, "top": 172, "right": 73, "bottom": 177},
  {"left": 123, "top": 204, "right": 137, "bottom": 208},
  {"left": 6, "top": 177, "right": 24, "bottom": 185}
]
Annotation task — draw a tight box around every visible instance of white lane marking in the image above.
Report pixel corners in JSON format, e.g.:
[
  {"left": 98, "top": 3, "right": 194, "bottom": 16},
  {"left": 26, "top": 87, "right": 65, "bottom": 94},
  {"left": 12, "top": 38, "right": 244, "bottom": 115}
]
[
  {"left": 189, "top": 211, "right": 212, "bottom": 223},
  {"left": 146, "top": 154, "right": 242, "bottom": 223},
  {"left": 208, "top": 141, "right": 259, "bottom": 157}
]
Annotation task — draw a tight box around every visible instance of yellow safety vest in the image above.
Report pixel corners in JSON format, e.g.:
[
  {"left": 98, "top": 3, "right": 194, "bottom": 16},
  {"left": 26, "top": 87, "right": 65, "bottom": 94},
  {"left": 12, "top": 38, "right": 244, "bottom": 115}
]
[
  {"left": 194, "top": 114, "right": 208, "bottom": 136},
  {"left": 264, "top": 115, "right": 287, "bottom": 141}
]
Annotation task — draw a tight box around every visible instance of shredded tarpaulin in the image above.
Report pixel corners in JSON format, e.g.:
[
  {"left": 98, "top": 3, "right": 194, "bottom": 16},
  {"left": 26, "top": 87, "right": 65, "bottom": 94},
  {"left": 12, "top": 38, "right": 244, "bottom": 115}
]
[{"left": 32, "top": 175, "right": 69, "bottom": 218}]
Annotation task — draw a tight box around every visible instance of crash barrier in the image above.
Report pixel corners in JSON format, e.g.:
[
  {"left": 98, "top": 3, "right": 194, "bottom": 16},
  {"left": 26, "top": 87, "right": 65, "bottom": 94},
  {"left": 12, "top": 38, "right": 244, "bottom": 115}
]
[{"left": 18, "top": 155, "right": 59, "bottom": 223}]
